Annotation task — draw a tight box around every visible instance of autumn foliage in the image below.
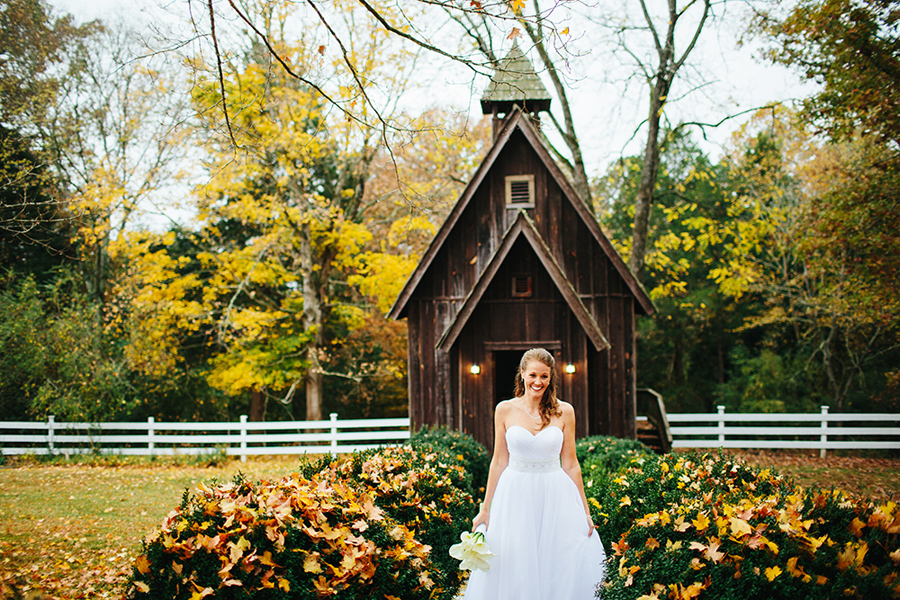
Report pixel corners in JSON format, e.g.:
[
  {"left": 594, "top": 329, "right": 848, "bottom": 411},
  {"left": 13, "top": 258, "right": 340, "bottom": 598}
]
[
  {"left": 126, "top": 441, "right": 480, "bottom": 599},
  {"left": 590, "top": 451, "right": 900, "bottom": 599}
]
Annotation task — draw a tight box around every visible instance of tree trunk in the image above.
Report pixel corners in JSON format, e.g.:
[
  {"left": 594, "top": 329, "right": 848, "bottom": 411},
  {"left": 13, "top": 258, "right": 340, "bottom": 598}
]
[
  {"left": 249, "top": 388, "right": 267, "bottom": 422},
  {"left": 299, "top": 219, "right": 325, "bottom": 421},
  {"left": 629, "top": 62, "right": 670, "bottom": 281}
]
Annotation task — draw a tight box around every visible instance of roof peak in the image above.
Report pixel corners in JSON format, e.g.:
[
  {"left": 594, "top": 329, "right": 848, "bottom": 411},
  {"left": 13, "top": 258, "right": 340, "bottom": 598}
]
[{"left": 480, "top": 42, "right": 552, "bottom": 115}]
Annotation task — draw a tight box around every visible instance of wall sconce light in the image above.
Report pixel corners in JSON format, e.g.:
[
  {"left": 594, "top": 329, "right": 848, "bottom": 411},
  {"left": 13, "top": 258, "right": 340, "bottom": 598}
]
[
  {"left": 470, "top": 364, "right": 481, "bottom": 375},
  {"left": 565, "top": 363, "right": 576, "bottom": 374}
]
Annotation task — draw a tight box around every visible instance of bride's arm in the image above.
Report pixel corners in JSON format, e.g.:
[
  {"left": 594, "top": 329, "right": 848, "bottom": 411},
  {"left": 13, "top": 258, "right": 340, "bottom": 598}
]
[
  {"left": 560, "top": 403, "right": 596, "bottom": 537},
  {"left": 472, "top": 402, "right": 512, "bottom": 531}
]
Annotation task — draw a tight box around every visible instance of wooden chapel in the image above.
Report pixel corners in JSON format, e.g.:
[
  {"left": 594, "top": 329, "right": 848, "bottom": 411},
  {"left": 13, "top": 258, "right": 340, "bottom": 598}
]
[{"left": 388, "top": 45, "right": 655, "bottom": 448}]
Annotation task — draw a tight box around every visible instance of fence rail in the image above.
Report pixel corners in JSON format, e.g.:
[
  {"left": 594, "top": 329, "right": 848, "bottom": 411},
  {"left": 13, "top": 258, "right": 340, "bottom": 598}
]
[
  {"left": 3, "top": 407, "right": 898, "bottom": 461},
  {"left": 666, "top": 405, "right": 900, "bottom": 457},
  {"left": 0, "top": 414, "right": 410, "bottom": 462}
]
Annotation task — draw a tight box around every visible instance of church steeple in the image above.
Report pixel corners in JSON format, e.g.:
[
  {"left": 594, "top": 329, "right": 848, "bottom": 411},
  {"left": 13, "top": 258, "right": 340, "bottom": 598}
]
[{"left": 481, "top": 43, "right": 552, "bottom": 137}]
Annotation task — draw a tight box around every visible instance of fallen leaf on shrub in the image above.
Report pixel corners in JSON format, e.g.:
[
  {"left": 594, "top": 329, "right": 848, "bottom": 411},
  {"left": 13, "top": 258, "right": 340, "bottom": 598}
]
[
  {"left": 670, "top": 581, "right": 705, "bottom": 599},
  {"left": 849, "top": 517, "right": 867, "bottom": 537},
  {"left": 645, "top": 537, "right": 660, "bottom": 550},
  {"left": 135, "top": 555, "right": 150, "bottom": 575},
  {"left": 890, "top": 549, "right": 900, "bottom": 565},
  {"left": 134, "top": 581, "right": 150, "bottom": 593},
  {"left": 303, "top": 552, "right": 323, "bottom": 573},
  {"left": 704, "top": 538, "right": 725, "bottom": 563},
  {"left": 765, "top": 566, "right": 782, "bottom": 581},
  {"left": 729, "top": 517, "right": 752, "bottom": 538},
  {"left": 692, "top": 512, "right": 710, "bottom": 532}
]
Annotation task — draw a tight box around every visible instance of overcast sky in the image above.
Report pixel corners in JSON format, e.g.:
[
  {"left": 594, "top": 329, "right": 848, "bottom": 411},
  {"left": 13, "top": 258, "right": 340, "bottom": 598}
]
[{"left": 50, "top": 0, "right": 810, "bottom": 174}]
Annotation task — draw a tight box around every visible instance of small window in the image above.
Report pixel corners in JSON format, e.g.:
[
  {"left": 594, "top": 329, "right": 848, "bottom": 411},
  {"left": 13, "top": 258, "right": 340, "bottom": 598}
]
[
  {"left": 505, "top": 175, "right": 535, "bottom": 208},
  {"left": 511, "top": 275, "right": 533, "bottom": 298}
]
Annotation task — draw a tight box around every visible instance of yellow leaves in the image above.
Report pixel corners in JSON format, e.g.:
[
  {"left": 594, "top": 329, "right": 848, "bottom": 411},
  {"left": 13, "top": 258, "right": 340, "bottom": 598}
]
[
  {"left": 189, "top": 585, "right": 214, "bottom": 600},
  {"left": 765, "top": 566, "right": 782, "bottom": 581},
  {"left": 135, "top": 554, "right": 151, "bottom": 574},
  {"left": 620, "top": 496, "right": 633, "bottom": 507},
  {"left": 134, "top": 581, "right": 150, "bottom": 593},
  {"left": 837, "top": 541, "right": 868, "bottom": 571},
  {"left": 729, "top": 517, "right": 753, "bottom": 538},
  {"left": 849, "top": 516, "right": 867, "bottom": 537},
  {"left": 692, "top": 512, "right": 711, "bottom": 532},
  {"left": 669, "top": 581, "right": 706, "bottom": 599}
]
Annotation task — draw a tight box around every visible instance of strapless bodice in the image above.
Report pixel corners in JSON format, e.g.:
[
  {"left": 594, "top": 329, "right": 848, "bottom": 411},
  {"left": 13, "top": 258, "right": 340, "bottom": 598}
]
[{"left": 505, "top": 425, "right": 563, "bottom": 472}]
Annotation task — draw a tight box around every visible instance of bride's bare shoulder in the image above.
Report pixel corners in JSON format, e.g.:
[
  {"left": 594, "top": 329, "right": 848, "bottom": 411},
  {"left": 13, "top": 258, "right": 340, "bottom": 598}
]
[{"left": 495, "top": 399, "right": 518, "bottom": 415}]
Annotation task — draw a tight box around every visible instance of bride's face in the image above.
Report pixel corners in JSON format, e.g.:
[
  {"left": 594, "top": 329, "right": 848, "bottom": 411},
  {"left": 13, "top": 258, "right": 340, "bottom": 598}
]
[{"left": 521, "top": 360, "right": 551, "bottom": 400}]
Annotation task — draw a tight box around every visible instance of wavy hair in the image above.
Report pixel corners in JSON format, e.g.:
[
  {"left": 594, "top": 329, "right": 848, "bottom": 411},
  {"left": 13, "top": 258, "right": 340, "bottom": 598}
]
[{"left": 512, "top": 348, "right": 561, "bottom": 428}]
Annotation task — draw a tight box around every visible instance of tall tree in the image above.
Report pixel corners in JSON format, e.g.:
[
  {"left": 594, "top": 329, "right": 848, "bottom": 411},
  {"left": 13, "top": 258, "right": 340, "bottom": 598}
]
[{"left": 186, "top": 1, "right": 424, "bottom": 421}]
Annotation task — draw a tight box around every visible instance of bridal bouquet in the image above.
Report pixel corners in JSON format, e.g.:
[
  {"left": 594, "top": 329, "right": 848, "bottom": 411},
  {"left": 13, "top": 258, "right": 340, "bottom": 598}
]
[{"left": 449, "top": 526, "right": 496, "bottom": 572}]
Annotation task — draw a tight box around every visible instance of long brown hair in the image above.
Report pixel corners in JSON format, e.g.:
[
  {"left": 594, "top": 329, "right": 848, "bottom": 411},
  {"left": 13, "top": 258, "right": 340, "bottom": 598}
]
[{"left": 513, "top": 348, "right": 561, "bottom": 428}]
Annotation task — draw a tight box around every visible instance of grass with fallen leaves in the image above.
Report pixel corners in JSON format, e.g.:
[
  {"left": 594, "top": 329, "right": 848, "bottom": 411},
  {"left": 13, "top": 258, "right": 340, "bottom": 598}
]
[{"left": 0, "top": 456, "right": 304, "bottom": 599}]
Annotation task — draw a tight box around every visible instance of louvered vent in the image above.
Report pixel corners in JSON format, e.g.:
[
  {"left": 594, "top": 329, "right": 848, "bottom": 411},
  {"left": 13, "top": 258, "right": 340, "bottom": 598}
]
[
  {"left": 505, "top": 175, "right": 535, "bottom": 207},
  {"left": 511, "top": 275, "right": 533, "bottom": 298}
]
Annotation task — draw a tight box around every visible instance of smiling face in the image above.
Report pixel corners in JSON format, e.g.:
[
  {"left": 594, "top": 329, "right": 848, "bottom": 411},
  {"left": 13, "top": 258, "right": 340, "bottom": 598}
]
[{"left": 521, "top": 360, "right": 552, "bottom": 401}]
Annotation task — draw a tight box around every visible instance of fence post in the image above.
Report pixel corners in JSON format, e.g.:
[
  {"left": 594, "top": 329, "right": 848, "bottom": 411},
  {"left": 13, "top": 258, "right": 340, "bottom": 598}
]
[
  {"left": 330, "top": 413, "right": 339, "bottom": 454},
  {"left": 819, "top": 405, "right": 829, "bottom": 459},
  {"left": 717, "top": 405, "right": 726, "bottom": 446},
  {"left": 240, "top": 415, "right": 248, "bottom": 463},
  {"left": 148, "top": 417, "right": 155, "bottom": 457},
  {"left": 48, "top": 415, "right": 55, "bottom": 455}
]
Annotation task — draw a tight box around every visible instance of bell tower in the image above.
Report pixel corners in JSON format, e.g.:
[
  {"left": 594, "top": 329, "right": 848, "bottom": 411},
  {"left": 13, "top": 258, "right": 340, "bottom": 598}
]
[{"left": 480, "top": 43, "right": 552, "bottom": 139}]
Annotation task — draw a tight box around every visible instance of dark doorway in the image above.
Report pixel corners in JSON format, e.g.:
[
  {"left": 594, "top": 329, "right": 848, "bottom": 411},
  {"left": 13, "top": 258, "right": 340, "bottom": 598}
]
[{"left": 493, "top": 351, "right": 522, "bottom": 405}]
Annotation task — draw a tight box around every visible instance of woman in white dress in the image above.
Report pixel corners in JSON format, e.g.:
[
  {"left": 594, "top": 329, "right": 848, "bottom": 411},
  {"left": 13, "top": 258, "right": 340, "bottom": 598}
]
[{"left": 463, "top": 348, "right": 607, "bottom": 599}]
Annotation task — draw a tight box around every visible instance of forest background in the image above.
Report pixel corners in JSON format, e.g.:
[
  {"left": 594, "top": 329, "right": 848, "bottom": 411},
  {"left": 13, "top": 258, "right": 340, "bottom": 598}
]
[{"left": 1, "top": 0, "right": 898, "bottom": 426}]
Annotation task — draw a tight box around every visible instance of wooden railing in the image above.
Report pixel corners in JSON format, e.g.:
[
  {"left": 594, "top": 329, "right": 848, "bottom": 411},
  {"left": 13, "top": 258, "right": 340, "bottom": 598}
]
[
  {"left": 0, "top": 413, "right": 410, "bottom": 462},
  {"left": 664, "top": 406, "right": 900, "bottom": 457}
]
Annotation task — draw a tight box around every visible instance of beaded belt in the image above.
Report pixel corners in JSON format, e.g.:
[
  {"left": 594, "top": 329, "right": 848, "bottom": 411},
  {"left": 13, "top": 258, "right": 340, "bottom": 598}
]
[{"left": 508, "top": 455, "right": 560, "bottom": 473}]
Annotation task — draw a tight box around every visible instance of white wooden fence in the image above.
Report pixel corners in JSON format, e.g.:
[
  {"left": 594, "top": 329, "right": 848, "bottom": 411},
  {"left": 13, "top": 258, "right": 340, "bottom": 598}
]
[
  {"left": 666, "top": 405, "right": 900, "bottom": 457},
  {"left": 2, "top": 407, "right": 898, "bottom": 461},
  {"left": 0, "top": 413, "right": 410, "bottom": 462}
]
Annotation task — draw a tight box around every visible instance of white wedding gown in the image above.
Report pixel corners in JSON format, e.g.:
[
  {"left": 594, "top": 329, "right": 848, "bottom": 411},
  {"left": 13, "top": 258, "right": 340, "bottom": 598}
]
[{"left": 462, "top": 425, "right": 607, "bottom": 599}]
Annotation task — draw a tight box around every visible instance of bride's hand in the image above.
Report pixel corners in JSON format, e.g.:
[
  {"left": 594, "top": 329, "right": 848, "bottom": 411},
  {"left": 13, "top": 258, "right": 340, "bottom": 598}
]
[
  {"left": 473, "top": 505, "right": 489, "bottom": 531},
  {"left": 586, "top": 514, "right": 595, "bottom": 537}
]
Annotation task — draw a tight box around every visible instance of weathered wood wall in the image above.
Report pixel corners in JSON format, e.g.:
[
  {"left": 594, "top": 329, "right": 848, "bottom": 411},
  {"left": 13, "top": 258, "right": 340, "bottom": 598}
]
[{"left": 402, "top": 127, "right": 639, "bottom": 448}]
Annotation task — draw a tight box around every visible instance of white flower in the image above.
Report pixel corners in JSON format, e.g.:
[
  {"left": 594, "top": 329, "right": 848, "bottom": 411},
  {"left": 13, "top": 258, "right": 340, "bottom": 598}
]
[{"left": 449, "top": 530, "right": 496, "bottom": 572}]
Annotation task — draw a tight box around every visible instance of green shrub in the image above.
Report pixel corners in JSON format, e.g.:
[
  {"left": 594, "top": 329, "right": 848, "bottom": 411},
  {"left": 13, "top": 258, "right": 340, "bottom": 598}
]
[
  {"left": 125, "top": 471, "right": 438, "bottom": 600},
  {"left": 576, "top": 435, "right": 654, "bottom": 479},
  {"left": 408, "top": 425, "right": 490, "bottom": 496},
  {"left": 588, "top": 451, "right": 900, "bottom": 599},
  {"left": 301, "top": 445, "right": 478, "bottom": 599}
]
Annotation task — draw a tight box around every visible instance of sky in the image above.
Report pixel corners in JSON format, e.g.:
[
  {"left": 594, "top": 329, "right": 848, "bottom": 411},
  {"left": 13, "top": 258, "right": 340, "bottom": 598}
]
[{"left": 49, "top": 0, "right": 812, "bottom": 197}]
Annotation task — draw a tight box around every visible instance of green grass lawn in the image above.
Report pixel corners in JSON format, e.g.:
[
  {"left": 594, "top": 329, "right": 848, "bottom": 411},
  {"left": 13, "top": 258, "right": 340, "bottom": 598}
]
[{"left": 1, "top": 451, "right": 897, "bottom": 599}]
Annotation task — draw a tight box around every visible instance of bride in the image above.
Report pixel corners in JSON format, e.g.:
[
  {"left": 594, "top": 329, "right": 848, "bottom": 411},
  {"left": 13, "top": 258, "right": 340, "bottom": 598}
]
[{"left": 462, "top": 348, "right": 607, "bottom": 599}]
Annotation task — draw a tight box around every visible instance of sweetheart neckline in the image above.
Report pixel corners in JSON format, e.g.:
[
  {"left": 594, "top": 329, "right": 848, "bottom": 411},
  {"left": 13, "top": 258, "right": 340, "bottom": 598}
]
[{"left": 507, "top": 424, "right": 563, "bottom": 438}]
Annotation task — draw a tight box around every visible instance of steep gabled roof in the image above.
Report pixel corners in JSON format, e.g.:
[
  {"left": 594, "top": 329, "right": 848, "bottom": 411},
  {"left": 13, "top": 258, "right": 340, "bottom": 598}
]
[
  {"left": 436, "top": 211, "right": 611, "bottom": 352},
  {"left": 388, "top": 106, "right": 655, "bottom": 320}
]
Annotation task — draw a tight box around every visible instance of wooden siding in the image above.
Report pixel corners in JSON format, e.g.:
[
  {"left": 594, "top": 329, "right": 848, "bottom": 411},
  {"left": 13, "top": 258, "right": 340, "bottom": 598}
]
[{"left": 400, "top": 118, "right": 645, "bottom": 448}]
